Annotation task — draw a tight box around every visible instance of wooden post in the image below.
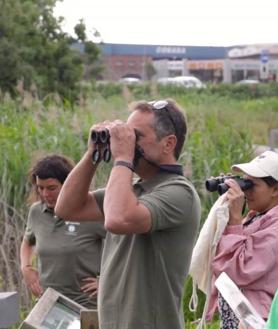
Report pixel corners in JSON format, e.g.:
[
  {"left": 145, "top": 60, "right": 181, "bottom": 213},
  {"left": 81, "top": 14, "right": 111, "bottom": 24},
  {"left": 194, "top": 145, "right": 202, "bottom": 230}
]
[{"left": 81, "top": 309, "right": 99, "bottom": 329}]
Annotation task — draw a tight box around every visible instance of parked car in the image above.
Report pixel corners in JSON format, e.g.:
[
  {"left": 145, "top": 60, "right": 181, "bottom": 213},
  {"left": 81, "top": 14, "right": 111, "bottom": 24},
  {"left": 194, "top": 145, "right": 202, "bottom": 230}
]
[
  {"left": 156, "top": 77, "right": 175, "bottom": 86},
  {"left": 236, "top": 79, "right": 259, "bottom": 85},
  {"left": 118, "top": 77, "right": 142, "bottom": 85},
  {"left": 157, "top": 76, "right": 205, "bottom": 89}
]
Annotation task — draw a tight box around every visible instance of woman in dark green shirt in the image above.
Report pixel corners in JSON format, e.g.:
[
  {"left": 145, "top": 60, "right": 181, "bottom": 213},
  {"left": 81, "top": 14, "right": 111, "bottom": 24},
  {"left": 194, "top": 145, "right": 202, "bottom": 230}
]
[{"left": 20, "top": 154, "right": 106, "bottom": 308}]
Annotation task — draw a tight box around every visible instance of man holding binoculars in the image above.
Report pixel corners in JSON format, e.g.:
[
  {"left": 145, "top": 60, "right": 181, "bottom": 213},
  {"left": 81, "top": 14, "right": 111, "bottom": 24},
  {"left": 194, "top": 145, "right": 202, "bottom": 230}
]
[{"left": 55, "top": 99, "right": 201, "bottom": 329}]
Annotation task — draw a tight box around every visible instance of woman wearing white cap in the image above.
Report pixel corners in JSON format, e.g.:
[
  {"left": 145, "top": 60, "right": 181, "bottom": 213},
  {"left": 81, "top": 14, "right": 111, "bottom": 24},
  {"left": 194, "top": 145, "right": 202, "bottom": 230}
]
[{"left": 206, "top": 151, "right": 278, "bottom": 329}]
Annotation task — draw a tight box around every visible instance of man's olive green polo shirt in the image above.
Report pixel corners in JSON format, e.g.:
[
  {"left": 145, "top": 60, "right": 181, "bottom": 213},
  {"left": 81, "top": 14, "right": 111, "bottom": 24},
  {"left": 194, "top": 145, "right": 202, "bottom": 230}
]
[
  {"left": 25, "top": 202, "right": 106, "bottom": 308},
  {"left": 94, "top": 170, "right": 201, "bottom": 329}
]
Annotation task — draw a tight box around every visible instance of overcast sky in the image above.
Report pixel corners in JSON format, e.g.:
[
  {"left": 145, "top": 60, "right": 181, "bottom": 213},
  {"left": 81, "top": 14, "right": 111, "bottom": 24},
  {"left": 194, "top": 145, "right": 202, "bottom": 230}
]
[{"left": 54, "top": 0, "right": 278, "bottom": 46}]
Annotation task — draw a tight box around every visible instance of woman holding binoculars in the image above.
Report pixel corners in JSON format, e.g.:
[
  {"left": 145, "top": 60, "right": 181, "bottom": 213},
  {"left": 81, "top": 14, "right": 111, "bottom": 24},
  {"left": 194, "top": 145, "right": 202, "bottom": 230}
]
[{"left": 206, "top": 151, "right": 278, "bottom": 329}]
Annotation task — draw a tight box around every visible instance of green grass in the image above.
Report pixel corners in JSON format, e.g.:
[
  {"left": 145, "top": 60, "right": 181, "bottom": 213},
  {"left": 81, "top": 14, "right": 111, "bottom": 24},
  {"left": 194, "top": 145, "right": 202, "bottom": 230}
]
[{"left": 1, "top": 82, "right": 278, "bottom": 327}]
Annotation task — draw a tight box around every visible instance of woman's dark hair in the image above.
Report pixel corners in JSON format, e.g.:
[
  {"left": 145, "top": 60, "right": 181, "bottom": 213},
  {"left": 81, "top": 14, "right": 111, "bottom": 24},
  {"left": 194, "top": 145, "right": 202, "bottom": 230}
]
[
  {"left": 262, "top": 176, "right": 278, "bottom": 187},
  {"left": 27, "top": 154, "right": 75, "bottom": 204}
]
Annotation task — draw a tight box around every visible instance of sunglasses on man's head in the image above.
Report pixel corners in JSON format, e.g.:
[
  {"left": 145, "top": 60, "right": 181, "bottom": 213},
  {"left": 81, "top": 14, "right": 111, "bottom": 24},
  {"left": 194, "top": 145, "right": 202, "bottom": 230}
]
[
  {"left": 148, "top": 100, "right": 177, "bottom": 135},
  {"left": 148, "top": 100, "right": 169, "bottom": 110}
]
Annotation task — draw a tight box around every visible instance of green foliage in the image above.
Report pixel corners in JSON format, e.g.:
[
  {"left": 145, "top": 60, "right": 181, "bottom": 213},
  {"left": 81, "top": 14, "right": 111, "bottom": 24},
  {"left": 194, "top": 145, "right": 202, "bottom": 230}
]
[
  {"left": 1, "top": 83, "right": 278, "bottom": 327},
  {"left": 206, "top": 82, "right": 278, "bottom": 100},
  {"left": 74, "top": 19, "right": 102, "bottom": 81},
  {"left": 74, "top": 19, "right": 87, "bottom": 42},
  {"left": 0, "top": 0, "right": 101, "bottom": 100}
]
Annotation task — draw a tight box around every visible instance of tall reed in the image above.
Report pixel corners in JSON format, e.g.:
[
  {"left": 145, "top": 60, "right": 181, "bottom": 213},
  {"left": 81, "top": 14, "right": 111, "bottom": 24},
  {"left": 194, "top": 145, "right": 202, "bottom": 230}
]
[{"left": 1, "top": 84, "right": 278, "bottom": 327}]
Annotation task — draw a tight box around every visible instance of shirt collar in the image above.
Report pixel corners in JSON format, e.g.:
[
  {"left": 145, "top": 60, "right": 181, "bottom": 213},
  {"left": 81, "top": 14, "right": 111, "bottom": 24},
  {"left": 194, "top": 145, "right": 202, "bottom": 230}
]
[
  {"left": 159, "top": 164, "right": 183, "bottom": 175},
  {"left": 134, "top": 165, "right": 183, "bottom": 191},
  {"left": 41, "top": 202, "right": 54, "bottom": 214}
]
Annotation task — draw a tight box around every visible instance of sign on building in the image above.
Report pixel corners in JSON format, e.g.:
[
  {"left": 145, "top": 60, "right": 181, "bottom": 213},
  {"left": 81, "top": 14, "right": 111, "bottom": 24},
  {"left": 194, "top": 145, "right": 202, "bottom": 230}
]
[{"left": 260, "top": 49, "right": 269, "bottom": 80}]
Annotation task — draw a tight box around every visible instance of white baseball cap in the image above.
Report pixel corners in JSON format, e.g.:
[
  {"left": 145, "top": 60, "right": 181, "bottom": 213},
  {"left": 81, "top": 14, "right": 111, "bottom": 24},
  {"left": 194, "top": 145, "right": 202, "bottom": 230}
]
[{"left": 232, "top": 150, "right": 278, "bottom": 181}]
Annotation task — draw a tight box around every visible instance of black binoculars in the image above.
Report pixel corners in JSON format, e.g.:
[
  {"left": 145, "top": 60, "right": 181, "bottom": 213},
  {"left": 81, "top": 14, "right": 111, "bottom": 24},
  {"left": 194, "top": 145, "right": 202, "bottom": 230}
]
[
  {"left": 91, "top": 129, "right": 110, "bottom": 144},
  {"left": 91, "top": 129, "right": 111, "bottom": 163},
  {"left": 205, "top": 175, "right": 253, "bottom": 195}
]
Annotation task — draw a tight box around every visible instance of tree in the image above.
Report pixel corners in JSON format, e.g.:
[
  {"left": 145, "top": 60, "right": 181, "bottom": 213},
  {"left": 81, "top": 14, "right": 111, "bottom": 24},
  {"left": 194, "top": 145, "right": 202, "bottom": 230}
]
[
  {"left": 0, "top": 0, "right": 101, "bottom": 100},
  {"left": 74, "top": 19, "right": 103, "bottom": 81},
  {"left": 145, "top": 61, "right": 157, "bottom": 80}
]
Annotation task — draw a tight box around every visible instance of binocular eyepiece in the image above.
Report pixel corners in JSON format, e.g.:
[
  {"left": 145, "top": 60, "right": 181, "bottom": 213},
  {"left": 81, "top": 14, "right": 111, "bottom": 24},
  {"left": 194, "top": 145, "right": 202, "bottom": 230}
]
[
  {"left": 205, "top": 175, "right": 253, "bottom": 195},
  {"left": 91, "top": 129, "right": 110, "bottom": 144},
  {"left": 91, "top": 129, "right": 111, "bottom": 163}
]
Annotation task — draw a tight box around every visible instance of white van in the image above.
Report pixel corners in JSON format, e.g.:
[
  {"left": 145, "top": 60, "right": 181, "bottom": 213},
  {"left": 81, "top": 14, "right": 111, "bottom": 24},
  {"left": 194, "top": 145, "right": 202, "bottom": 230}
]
[
  {"left": 171, "top": 76, "right": 205, "bottom": 88},
  {"left": 118, "top": 77, "right": 141, "bottom": 85},
  {"left": 157, "top": 76, "right": 205, "bottom": 89}
]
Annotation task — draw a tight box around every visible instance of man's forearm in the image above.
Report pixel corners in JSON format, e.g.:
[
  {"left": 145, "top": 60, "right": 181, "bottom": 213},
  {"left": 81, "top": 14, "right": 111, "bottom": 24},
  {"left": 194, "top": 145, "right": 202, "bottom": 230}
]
[
  {"left": 104, "top": 165, "right": 138, "bottom": 230},
  {"left": 55, "top": 151, "right": 98, "bottom": 219}
]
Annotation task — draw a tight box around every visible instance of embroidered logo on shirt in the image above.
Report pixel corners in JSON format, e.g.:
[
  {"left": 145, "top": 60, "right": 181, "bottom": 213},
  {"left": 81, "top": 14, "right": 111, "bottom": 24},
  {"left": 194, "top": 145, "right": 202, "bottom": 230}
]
[
  {"left": 68, "top": 224, "right": 76, "bottom": 233},
  {"left": 65, "top": 221, "right": 80, "bottom": 236}
]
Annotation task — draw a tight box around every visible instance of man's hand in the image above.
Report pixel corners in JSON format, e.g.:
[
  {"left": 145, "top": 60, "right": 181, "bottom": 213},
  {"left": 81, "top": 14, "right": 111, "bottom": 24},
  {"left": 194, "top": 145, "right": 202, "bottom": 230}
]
[
  {"left": 89, "top": 120, "right": 136, "bottom": 163},
  {"left": 81, "top": 277, "right": 99, "bottom": 298},
  {"left": 22, "top": 266, "right": 43, "bottom": 297},
  {"left": 109, "top": 121, "right": 136, "bottom": 162}
]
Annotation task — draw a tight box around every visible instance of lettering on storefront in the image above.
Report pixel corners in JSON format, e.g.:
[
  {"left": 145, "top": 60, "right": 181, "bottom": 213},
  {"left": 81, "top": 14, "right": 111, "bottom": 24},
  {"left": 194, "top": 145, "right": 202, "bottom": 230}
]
[
  {"left": 156, "top": 46, "right": 186, "bottom": 54},
  {"left": 231, "top": 62, "right": 260, "bottom": 70},
  {"left": 188, "top": 61, "right": 224, "bottom": 70},
  {"left": 228, "top": 46, "right": 260, "bottom": 58},
  {"left": 167, "top": 61, "right": 184, "bottom": 70}
]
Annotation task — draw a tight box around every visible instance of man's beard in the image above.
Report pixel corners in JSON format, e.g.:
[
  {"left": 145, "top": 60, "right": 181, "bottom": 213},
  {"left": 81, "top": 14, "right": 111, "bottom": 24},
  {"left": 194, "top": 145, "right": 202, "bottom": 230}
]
[
  {"left": 133, "top": 145, "right": 145, "bottom": 168},
  {"left": 133, "top": 145, "right": 158, "bottom": 169}
]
